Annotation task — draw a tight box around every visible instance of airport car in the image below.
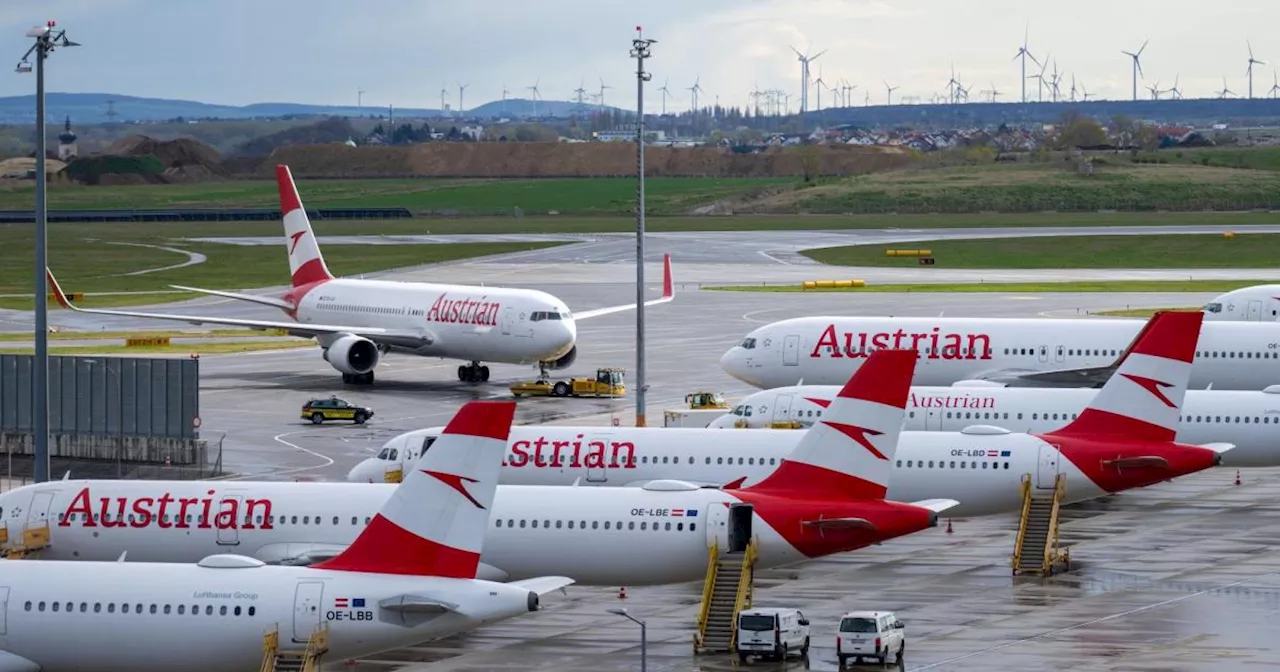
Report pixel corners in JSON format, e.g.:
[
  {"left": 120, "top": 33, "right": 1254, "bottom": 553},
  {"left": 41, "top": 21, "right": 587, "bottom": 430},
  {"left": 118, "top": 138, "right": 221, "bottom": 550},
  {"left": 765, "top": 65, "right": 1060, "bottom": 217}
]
[
  {"left": 736, "top": 607, "right": 810, "bottom": 662},
  {"left": 836, "top": 610, "right": 905, "bottom": 667},
  {"left": 301, "top": 396, "right": 374, "bottom": 424}
]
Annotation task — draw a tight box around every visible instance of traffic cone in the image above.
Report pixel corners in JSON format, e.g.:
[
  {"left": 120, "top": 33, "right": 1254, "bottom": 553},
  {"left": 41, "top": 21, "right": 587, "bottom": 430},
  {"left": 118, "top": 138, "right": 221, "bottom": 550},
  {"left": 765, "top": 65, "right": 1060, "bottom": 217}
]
[
  {"left": 618, "top": 586, "right": 627, "bottom": 599},
  {"left": 946, "top": 518, "right": 953, "bottom": 534},
  {"left": 1235, "top": 470, "right": 1241, "bottom": 486}
]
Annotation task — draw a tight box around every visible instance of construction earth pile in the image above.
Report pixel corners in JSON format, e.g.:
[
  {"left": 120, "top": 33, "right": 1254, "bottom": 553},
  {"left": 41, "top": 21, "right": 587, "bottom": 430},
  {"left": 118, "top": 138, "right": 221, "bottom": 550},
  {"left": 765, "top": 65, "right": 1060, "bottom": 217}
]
[{"left": 104, "top": 135, "right": 230, "bottom": 182}]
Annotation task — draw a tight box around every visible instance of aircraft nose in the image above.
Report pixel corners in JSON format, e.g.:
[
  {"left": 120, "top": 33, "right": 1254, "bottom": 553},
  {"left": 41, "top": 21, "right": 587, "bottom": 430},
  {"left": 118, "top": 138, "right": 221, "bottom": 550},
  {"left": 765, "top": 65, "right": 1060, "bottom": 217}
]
[
  {"left": 346, "top": 459, "right": 382, "bottom": 483},
  {"left": 720, "top": 347, "right": 761, "bottom": 386}
]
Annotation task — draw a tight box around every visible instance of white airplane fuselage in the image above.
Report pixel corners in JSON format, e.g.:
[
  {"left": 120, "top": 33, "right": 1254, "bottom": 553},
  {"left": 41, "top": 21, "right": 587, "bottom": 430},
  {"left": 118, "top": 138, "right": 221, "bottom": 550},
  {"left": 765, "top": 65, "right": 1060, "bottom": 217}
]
[
  {"left": 0, "top": 557, "right": 539, "bottom": 672},
  {"left": 3, "top": 481, "right": 933, "bottom": 586},
  {"left": 719, "top": 316, "right": 1280, "bottom": 390},
  {"left": 345, "top": 425, "right": 1220, "bottom": 517},
  {"left": 297, "top": 278, "right": 576, "bottom": 365},
  {"left": 1204, "top": 285, "right": 1280, "bottom": 322},
  {"left": 706, "top": 385, "right": 1280, "bottom": 466}
]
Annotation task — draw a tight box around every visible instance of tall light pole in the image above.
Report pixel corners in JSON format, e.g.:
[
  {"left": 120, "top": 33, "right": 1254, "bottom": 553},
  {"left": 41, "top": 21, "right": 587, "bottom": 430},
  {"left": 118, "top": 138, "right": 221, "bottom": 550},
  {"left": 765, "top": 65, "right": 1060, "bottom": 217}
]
[
  {"left": 16, "top": 20, "right": 79, "bottom": 484},
  {"left": 630, "top": 27, "right": 655, "bottom": 428},
  {"left": 608, "top": 608, "right": 646, "bottom": 672}
]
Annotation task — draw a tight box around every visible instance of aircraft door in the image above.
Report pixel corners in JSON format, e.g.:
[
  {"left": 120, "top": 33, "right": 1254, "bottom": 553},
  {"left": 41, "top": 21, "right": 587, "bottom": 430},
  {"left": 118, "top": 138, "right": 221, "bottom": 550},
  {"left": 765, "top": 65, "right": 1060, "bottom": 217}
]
[
  {"left": 26, "top": 491, "right": 54, "bottom": 529},
  {"left": 501, "top": 306, "right": 514, "bottom": 335},
  {"left": 728, "top": 504, "right": 753, "bottom": 553},
  {"left": 783, "top": 335, "right": 800, "bottom": 366},
  {"left": 1038, "top": 345, "right": 1049, "bottom": 363},
  {"left": 586, "top": 435, "right": 608, "bottom": 482},
  {"left": 292, "top": 581, "right": 325, "bottom": 643},
  {"left": 1055, "top": 345, "right": 1065, "bottom": 363},
  {"left": 217, "top": 495, "right": 243, "bottom": 545},
  {"left": 1036, "top": 444, "right": 1059, "bottom": 490},
  {"left": 0, "top": 586, "right": 8, "bottom": 636},
  {"left": 924, "top": 406, "right": 941, "bottom": 430},
  {"left": 1248, "top": 300, "right": 1263, "bottom": 321},
  {"left": 771, "top": 395, "right": 794, "bottom": 425}
]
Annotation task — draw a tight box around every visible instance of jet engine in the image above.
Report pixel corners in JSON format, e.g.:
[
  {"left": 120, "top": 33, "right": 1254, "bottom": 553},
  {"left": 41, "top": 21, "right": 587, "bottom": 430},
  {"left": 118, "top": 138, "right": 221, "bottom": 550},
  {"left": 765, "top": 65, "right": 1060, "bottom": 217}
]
[
  {"left": 548, "top": 344, "right": 577, "bottom": 370},
  {"left": 527, "top": 591, "right": 540, "bottom": 612},
  {"left": 0, "top": 651, "right": 40, "bottom": 672},
  {"left": 323, "top": 334, "right": 380, "bottom": 375}
]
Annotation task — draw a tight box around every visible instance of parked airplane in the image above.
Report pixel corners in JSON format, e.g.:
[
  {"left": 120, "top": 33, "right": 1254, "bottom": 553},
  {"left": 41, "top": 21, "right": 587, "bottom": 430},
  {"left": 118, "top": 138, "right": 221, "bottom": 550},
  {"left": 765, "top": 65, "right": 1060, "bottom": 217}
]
[
  {"left": 706, "top": 384, "right": 1280, "bottom": 467},
  {"left": 719, "top": 311, "right": 1280, "bottom": 390},
  {"left": 0, "top": 351, "right": 951, "bottom": 586},
  {"left": 44, "top": 164, "right": 674, "bottom": 385},
  {"left": 1203, "top": 285, "right": 1280, "bottom": 322},
  {"left": 0, "top": 400, "right": 571, "bottom": 672},
  {"left": 349, "top": 312, "right": 1231, "bottom": 517}
]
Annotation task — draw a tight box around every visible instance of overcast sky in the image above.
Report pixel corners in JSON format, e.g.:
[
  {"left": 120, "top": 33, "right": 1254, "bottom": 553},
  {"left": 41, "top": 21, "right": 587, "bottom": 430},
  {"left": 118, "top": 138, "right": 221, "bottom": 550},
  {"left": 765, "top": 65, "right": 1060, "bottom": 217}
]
[{"left": 2, "top": 0, "right": 1279, "bottom": 112}]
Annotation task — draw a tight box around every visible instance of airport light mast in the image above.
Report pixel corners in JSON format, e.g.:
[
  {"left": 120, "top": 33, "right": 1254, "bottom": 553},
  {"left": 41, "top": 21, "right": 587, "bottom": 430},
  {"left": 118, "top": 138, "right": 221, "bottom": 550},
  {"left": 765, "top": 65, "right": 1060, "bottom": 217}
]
[
  {"left": 16, "top": 21, "right": 79, "bottom": 483},
  {"left": 631, "top": 26, "right": 655, "bottom": 427}
]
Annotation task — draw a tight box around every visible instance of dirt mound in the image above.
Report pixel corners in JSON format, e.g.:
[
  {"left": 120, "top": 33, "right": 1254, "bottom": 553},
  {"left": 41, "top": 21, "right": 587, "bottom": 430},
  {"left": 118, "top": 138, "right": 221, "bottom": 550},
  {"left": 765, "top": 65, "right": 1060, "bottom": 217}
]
[
  {"left": 0, "top": 156, "right": 66, "bottom": 177},
  {"left": 257, "top": 142, "right": 916, "bottom": 179},
  {"left": 105, "top": 135, "right": 228, "bottom": 178}
]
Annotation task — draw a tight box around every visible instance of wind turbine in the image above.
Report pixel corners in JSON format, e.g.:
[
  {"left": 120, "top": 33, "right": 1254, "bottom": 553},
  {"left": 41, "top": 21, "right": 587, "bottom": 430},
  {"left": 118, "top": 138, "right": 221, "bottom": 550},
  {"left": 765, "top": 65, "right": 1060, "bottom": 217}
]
[
  {"left": 357, "top": 87, "right": 365, "bottom": 113},
  {"left": 439, "top": 87, "right": 448, "bottom": 114},
  {"left": 1248, "top": 41, "right": 1265, "bottom": 99},
  {"left": 1121, "top": 39, "right": 1148, "bottom": 101},
  {"left": 946, "top": 63, "right": 961, "bottom": 104},
  {"left": 883, "top": 80, "right": 899, "bottom": 105},
  {"left": 1080, "top": 81, "right": 1094, "bottom": 101},
  {"left": 1169, "top": 74, "right": 1183, "bottom": 100},
  {"left": 1030, "top": 56, "right": 1049, "bottom": 102},
  {"left": 1012, "top": 24, "right": 1041, "bottom": 103},
  {"left": 813, "top": 66, "right": 827, "bottom": 111},
  {"left": 1049, "top": 60, "right": 1062, "bottom": 102},
  {"left": 789, "top": 45, "right": 826, "bottom": 114},
  {"left": 688, "top": 76, "right": 702, "bottom": 114},
  {"left": 1219, "top": 76, "right": 1235, "bottom": 99},
  {"left": 573, "top": 79, "right": 588, "bottom": 116},
  {"left": 500, "top": 84, "right": 511, "bottom": 115},
  {"left": 1069, "top": 74, "right": 1077, "bottom": 102},
  {"left": 1270, "top": 70, "right": 1280, "bottom": 99},
  {"left": 527, "top": 79, "right": 541, "bottom": 117},
  {"left": 597, "top": 77, "right": 612, "bottom": 111},
  {"left": 988, "top": 82, "right": 1002, "bottom": 103},
  {"left": 457, "top": 82, "right": 468, "bottom": 115},
  {"left": 1146, "top": 79, "right": 1162, "bottom": 100},
  {"left": 658, "top": 77, "right": 671, "bottom": 115}
]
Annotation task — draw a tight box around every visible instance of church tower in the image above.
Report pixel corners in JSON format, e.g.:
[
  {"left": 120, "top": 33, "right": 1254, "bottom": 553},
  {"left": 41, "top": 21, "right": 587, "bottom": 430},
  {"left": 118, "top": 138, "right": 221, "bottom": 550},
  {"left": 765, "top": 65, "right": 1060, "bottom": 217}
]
[{"left": 57, "top": 115, "right": 78, "bottom": 160}]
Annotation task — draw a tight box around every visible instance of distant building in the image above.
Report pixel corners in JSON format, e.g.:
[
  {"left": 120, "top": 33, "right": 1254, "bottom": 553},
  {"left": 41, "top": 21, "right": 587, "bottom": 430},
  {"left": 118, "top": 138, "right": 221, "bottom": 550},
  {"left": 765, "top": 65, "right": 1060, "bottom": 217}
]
[
  {"left": 594, "top": 126, "right": 667, "bottom": 143},
  {"left": 57, "top": 116, "right": 77, "bottom": 160},
  {"left": 460, "top": 124, "right": 484, "bottom": 140}
]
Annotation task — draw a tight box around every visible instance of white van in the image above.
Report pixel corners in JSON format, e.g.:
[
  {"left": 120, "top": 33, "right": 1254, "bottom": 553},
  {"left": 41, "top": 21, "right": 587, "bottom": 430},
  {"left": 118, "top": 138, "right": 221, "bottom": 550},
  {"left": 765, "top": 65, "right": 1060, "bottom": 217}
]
[
  {"left": 735, "top": 607, "right": 810, "bottom": 662},
  {"left": 836, "top": 610, "right": 905, "bottom": 667}
]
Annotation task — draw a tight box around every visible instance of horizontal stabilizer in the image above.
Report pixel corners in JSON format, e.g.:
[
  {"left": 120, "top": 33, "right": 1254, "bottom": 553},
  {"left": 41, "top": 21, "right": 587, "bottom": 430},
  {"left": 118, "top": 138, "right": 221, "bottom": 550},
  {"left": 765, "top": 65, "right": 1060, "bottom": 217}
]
[
  {"left": 910, "top": 498, "right": 961, "bottom": 514},
  {"left": 1198, "top": 442, "right": 1236, "bottom": 454},
  {"left": 801, "top": 516, "right": 876, "bottom": 530},
  {"left": 572, "top": 253, "right": 674, "bottom": 320},
  {"left": 1101, "top": 456, "right": 1170, "bottom": 469},
  {"left": 168, "top": 284, "right": 296, "bottom": 310},
  {"left": 510, "top": 576, "right": 576, "bottom": 597}
]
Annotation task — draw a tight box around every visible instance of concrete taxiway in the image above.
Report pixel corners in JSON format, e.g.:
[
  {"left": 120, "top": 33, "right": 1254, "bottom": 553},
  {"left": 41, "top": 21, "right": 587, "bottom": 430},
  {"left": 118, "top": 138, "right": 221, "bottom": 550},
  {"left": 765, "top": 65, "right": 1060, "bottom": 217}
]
[{"left": 338, "top": 465, "right": 1280, "bottom": 671}]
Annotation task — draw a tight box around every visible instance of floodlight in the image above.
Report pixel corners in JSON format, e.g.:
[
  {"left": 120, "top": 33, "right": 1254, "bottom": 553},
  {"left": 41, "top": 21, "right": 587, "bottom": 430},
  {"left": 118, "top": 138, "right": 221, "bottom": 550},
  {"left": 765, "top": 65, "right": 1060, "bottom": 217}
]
[
  {"left": 25, "top": 26, "right": 50, "bottom": 38},
  {"left": 15, "top": 61, "right": 31, "bottom": 73}
]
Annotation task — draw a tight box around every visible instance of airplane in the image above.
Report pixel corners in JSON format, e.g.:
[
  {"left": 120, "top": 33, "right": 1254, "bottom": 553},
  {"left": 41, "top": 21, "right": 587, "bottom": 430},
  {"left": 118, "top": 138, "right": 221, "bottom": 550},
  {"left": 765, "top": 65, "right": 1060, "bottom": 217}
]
[
  {"left": 348, "top": 312, "right": 1232, "bottom": 518},
  {"left": 0, "top": 350, "right": 953, "bottom": 586},
  {"left": 719, "top": 311, "right": 1280, "bottom": 390},
  {"left": 0, "top": 399, "right": 572, "bottom": 672},
  {"left": 1203, "top": 285, "right": 1280, "bottom": 322},
  {"left": 43, "top": 164, "right": 674, "bottom": 385}
]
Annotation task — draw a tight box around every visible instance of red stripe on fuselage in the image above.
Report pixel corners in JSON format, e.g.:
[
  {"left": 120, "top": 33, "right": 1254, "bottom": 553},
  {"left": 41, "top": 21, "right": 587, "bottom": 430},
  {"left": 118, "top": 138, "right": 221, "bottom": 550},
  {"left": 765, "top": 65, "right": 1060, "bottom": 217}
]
[
  {"left": 1049, "top": 435, "right": 1219, "bottom": 494},
  {"left": 730, "top": 491, "right": 935, "bottom": 559},
  {"left": 311, "top": 513, "right": 480, "bottom": 577}
]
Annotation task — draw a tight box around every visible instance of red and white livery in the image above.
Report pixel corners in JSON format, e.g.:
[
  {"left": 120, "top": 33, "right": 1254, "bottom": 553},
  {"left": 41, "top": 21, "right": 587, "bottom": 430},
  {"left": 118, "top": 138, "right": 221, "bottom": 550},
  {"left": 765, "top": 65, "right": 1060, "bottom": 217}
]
[
  {"left": 46, "top": 164, "right": 674, "bottom": 385},
  {"left": 351, "top": 312, "right": 1231, "bottom": 518},
  {"left": 0, "top": 351, "right": 953, "bottom": 586},
  {"left": 0, "top": 400, "right": 571, "bottom": 672}
]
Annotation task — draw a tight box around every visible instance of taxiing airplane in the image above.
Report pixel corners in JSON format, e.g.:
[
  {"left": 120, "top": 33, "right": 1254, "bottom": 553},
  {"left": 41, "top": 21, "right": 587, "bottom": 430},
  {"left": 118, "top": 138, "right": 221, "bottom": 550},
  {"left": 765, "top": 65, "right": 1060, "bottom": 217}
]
[
  {"left": 45, "top": 164, "right": 674, "bottom": 385},
  {"left": 707, "top": 384, "right": 1280, "bottom": 467},
  {"left": 0, "top": 351, "right": 952, "bottom": 586},
  {"left": 0, "top": 399, "right": 571, "bottom": 672},
  {"left": 1203, "top": 285, "right": 1280, "bottom": 322},
  {"left": 349, "top": 312, "right": 1230, "bottom": 518},
  {"left": 719, "top": 311, "right": 1280, "bottom": 390}
]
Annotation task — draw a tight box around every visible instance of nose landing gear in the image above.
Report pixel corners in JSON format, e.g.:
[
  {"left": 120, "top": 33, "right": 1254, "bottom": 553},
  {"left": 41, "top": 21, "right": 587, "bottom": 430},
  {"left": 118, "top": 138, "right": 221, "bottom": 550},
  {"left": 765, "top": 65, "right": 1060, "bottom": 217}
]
[{"left": 458, "top": 361, "right": 490, "bottom": 383}]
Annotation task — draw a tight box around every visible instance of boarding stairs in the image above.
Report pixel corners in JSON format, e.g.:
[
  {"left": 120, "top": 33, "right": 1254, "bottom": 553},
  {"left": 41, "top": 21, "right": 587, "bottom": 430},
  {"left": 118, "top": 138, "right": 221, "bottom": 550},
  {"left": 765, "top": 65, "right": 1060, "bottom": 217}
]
[
  {"left": 1012, "top": 473, "right": 1070, "bottom": 576},
  {"left": 694, "top": 539, "right": 757, "bottom": 654},
  {"left": 261, "top": 623, "right": 329, "bottom": 672},
  {"left": 0, "top": 523, "right": 50, "bottom": 559}
]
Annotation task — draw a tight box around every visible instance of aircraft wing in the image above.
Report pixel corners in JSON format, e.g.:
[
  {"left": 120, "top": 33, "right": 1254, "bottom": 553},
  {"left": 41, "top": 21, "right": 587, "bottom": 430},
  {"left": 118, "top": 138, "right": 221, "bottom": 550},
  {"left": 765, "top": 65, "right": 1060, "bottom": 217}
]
[
  {"left": 167, "top": 284, "right": 296, "bottom": 310},
  {"left": 911, "top": 498, "right": 961, "bottom": 514},
  {"left": 571, "top": 254, "right": 674, "bottom": 321},
  {"left": 509, "top": 576, "right": 576, "bottom": 596},
  {"left": 46, "top": 268, "right": 434, "bottom": 347},
  {"left": 1198, "top": 442, "right": 1236, "bottom": 455}
]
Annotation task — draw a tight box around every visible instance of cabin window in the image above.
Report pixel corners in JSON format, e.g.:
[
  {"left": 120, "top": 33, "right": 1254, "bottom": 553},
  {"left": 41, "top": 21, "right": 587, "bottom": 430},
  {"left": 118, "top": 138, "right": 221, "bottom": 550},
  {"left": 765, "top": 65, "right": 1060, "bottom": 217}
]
[
  {"left": 80, "top": 603, "right": 87, "bottom": 612},
  {"left": 691, "top": 523, "right": 697, "bottom": 531},
  {"left": 249, "top": 606, "right": 257, "bottom": 616},
  {"left": 235, "top": 606, "right": 242, "bottom": 616},
  {"left": 51, "top": 602, "right": 59, "bottom": 612},
  {"left": 107, "top": 603, "right": 115, "bottom": 614},
  {"left": 628, "top": 522, "right": 635, "bottom": 530},
  {"left": 220, "top": 606, "right": 228, "bottom": 616},
  {"left": 678, "top": 523, "right": 684, "bottom": 531},
  {"left": 555, "top": 520, "right": 562, "bottom": 529},
  {"left": 23, "top": 601, "right": 30, "bottom": 611}
]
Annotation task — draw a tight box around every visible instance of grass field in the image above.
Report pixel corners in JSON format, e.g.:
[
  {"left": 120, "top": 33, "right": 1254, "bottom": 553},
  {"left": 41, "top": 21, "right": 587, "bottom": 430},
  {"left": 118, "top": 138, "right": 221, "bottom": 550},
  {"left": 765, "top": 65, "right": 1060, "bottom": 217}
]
[
  {"left": 744, "top": 162, "right": 1280, "bottom": 214},
  {"left": 703, "top": 280, "right": 1267, "bottom": 293},
  {"left": 0, "top": 340, "right": 313, "bottom": 356},
  {"left": 0, "top": 328, "right": 266, "bottom": 342},
  {"left": 799, "top": 234, "right": 1280, "bottom": 269},
  {"left": 0, "top": 177, "right": 792, "bottom": 216}
]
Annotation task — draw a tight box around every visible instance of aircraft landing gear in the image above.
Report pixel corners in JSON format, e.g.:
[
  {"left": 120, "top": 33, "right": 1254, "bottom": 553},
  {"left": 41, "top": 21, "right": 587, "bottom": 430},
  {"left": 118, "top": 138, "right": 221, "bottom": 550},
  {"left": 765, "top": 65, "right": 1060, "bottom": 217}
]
[
  {"left": 458, "top": 361, "right": 490, "bottom": 383},
  {"left": 342, "top": 371, "right": 375, "bottom": 385},
  {"left": 536, "top": 360, "right": 552, "bottom": 383}
]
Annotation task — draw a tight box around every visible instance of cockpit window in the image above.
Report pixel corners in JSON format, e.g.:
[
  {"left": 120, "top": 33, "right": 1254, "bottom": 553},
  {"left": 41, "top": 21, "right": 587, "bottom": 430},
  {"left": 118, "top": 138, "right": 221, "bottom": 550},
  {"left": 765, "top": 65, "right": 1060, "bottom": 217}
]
[
  {"left": 376, "top": 447, "right": 392, "bottom": 460},
  {"left": 530, "top": 311, "right": 564, "bottom": 322},
  {"left": 732, "top": 405, "right": 744, "bottom": 416},
  {"left": 388, "top": 449, "right": 398, "bottom": 462},
  {"left": 422, "top": 436, "right": 437, "bottom": 452},
  {"left": 739, "top": 338, "right": 756, "bottom": 350},
  {"left": 1204, "top": 302, "right": 1223, "bottom": 313}
]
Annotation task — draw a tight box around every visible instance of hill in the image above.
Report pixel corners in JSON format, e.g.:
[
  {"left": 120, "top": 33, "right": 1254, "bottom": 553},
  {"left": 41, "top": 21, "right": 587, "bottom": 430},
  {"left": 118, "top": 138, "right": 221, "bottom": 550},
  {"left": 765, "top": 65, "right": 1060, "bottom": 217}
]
[{"left": 0, "top": 93, "right": 621, "bottom": 124}]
